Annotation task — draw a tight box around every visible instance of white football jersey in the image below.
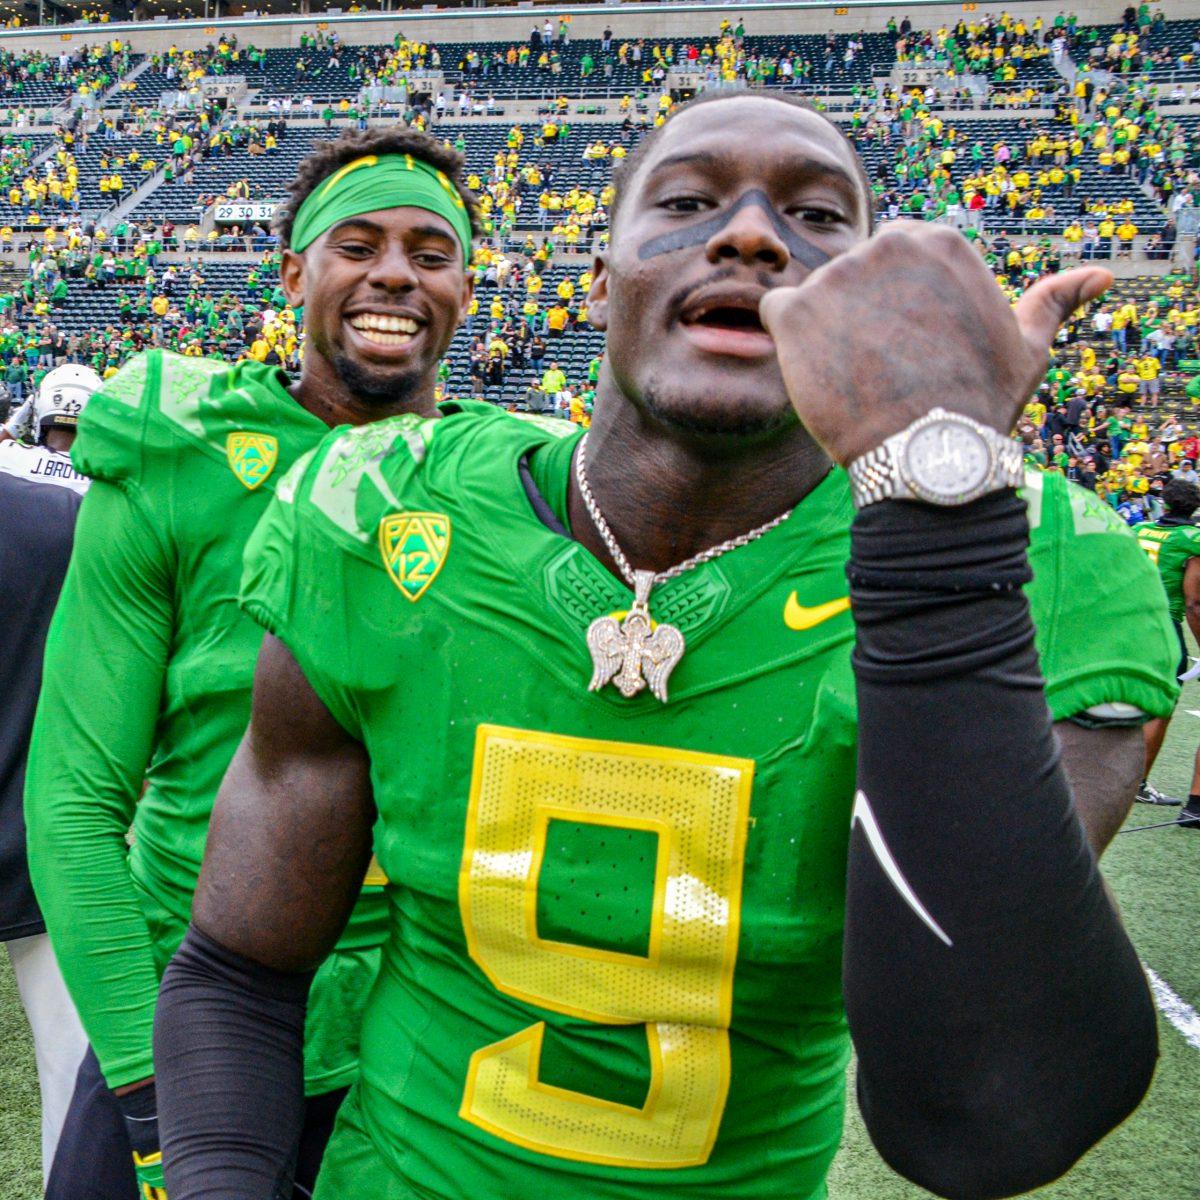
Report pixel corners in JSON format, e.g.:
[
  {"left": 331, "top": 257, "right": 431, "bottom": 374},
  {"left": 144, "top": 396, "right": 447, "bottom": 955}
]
[{"left": 0, "top": 440, "right": 90, "bottom": 496}]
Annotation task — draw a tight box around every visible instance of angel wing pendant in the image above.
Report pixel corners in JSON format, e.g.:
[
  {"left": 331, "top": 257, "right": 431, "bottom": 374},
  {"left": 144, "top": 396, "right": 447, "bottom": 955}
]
[{"left": 586, "top": 569, "right": 685, "bottom": 703}]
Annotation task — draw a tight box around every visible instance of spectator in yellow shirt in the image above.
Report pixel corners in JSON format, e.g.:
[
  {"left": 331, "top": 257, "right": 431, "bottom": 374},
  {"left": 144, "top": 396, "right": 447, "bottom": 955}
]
[
  {"left": 1136, "top": 354, "right": 1161, "bottom": 405},
  {"left": 546, "top": 304, "right": 570, "bottom": 335},
  {"left": 1117, "top": 365, "right": 1140, "bottom": 395},
  {"left": 1111, "top": 300, "right": 1137, "bottom": 352}
]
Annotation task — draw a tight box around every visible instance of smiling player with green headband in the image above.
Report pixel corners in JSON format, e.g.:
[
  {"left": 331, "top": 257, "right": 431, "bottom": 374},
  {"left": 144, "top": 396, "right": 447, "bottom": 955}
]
[
  {"left": 290, "top": 152, "right": 475, "bottom": 264},
  {"left": 24, "top": 128, "right": 478, "bottom": 1200}
]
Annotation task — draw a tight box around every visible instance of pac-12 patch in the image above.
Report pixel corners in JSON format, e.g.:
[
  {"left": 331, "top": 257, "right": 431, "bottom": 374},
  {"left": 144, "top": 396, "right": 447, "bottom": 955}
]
[
  {"left": 379, "top": 512, "right": 451, "bottom": 602},
  {"left": 226, "top": 431, "right": 279, "bottom": 491}
]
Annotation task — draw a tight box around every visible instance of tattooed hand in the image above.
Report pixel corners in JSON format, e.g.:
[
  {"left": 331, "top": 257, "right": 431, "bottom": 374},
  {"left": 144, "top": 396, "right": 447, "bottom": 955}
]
[{"left": 758, "top": 221, "right": 1111, "bottom": 468}]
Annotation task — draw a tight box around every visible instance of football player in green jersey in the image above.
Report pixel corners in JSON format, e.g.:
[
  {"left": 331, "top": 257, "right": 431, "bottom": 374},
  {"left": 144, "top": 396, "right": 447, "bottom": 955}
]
[
  {"left": 157, "top": 93, "right": 1173, "bottom": 1200},
  {"left": 24, "top": 128, "right": 478, "bottom": 1199},
  {"left": 1136, "top": 476, "right": 1200, "bottom": 821}
]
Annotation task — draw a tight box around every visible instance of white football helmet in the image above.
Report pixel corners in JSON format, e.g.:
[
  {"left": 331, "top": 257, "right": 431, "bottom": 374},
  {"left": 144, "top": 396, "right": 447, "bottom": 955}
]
[{"left": 35, "top": 364, "right": 103, "bottom": 435}]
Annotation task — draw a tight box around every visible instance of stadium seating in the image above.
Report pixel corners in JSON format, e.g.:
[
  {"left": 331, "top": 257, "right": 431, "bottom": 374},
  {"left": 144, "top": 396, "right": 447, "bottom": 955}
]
[
  {"left": 0, "top": 6, "right": 1190, "bottom": 444},
  {"left": 250, "top": 47, "right": 370, "bottom": 103},
  {"left": 1076, "top": 17, "right": 1200, "bottom": 83},
  {"left": 128, "top": 126, "right": 337, "bottom": 221},
  {"left": 0, "top": 44, "right": 136, "bottom": 106}
]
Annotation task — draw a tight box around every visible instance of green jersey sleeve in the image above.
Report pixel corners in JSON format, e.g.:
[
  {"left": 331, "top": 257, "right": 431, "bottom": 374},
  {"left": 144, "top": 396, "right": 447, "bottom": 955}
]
[
  {"left": 240, "top": 447, "right": 363, "bottom": 738},
  {"left": 25, "top": 479, "right": 174, "bottom": 1088},
  {"left": 1023, "top": 469, "right": 1179, "bottom": 722},
  {"left": 241, "top": 416, "right": 438, "bottom": 740},
  {"left": 70, "top": 351, "right": 161, "bottom": 485},
  {"left": 242, "top": 405, "right": 545, "bottom": 738}
]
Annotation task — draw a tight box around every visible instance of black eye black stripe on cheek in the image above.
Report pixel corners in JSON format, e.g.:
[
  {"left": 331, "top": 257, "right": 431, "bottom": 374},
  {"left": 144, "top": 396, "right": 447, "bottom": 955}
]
[{"left": 636, "top": 188, "right": 833, "bottom": 271}]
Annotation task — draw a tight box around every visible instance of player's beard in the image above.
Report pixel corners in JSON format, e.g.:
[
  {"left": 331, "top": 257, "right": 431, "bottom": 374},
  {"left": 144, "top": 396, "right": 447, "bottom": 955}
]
[
  {"left": 332, "top": 352, "right": 424, "bottom": 409},
  {"left": 639, "top": 380, "right": 798, "bottom": 440}
]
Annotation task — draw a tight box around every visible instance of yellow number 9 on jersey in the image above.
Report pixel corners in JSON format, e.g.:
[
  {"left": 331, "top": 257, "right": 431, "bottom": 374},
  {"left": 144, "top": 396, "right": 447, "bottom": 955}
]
[{"left": 458, "top": 725, "right": 754, "bottom": 1168}]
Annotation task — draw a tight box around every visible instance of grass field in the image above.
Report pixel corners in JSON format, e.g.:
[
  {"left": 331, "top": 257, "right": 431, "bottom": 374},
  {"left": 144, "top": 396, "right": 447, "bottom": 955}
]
[{"left": 0, "top": 703, "right": 1197, "bottom": 1200}]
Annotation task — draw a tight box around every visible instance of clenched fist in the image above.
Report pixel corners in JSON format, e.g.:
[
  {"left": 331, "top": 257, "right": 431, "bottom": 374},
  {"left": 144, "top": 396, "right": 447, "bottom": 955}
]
[{"left": 758, "top": 221, "right": 1111, "bottom": 468}]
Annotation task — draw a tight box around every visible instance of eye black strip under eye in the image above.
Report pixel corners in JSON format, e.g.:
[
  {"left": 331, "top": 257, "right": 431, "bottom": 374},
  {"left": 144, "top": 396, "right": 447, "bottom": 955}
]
[{"left": 637, "top": 189, "right": 833, "bottom": 271}]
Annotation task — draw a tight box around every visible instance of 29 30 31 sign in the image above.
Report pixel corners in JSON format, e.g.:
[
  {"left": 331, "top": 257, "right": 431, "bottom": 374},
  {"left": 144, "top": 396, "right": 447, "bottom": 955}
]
[{"left": 213, "top": 201, "right": 277, "bottom": 225}]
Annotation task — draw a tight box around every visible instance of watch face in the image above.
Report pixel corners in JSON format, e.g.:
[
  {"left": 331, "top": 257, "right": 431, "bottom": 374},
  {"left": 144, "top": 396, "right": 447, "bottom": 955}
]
[{"left": 902, "top": 419, "right": 992, "bottom": 504}]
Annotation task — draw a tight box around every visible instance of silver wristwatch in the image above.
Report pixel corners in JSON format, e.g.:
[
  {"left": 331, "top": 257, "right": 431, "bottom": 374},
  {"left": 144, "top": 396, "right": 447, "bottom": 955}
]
[{"left": 847, "top": 407, "right": 1024, "bottom": 509}]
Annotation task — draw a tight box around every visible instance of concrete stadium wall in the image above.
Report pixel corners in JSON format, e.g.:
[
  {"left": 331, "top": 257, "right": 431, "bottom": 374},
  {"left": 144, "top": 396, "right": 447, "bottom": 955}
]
[{"left": 0, "top": 0, "right": 1195, "bottom": 56}]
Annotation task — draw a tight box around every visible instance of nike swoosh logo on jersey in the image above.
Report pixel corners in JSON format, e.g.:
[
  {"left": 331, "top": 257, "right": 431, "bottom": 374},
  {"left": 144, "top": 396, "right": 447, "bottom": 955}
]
[{"left": 783, "top": 592, "right": 850, "bottom": 631}]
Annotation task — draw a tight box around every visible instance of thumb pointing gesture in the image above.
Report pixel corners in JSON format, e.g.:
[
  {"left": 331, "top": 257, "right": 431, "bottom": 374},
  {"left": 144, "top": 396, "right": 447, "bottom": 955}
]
[
  {"left": 1013, "top": 266, "right": 1112, "bottom": 358},
  {"left": 761, "top": 224, "right": 1111, "bottom": 468}
]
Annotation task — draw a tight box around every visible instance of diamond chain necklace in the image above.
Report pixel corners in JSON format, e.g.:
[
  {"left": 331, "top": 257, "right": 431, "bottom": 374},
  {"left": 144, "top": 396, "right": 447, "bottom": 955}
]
[{"left": 575, "top": 432, "right": 794, "bottom": 703}]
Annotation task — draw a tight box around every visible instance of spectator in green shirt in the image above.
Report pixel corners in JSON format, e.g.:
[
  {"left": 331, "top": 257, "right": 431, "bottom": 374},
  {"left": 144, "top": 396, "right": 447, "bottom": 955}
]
[{"left": 540, "top": 361, "right": 566, "bottom": 394}]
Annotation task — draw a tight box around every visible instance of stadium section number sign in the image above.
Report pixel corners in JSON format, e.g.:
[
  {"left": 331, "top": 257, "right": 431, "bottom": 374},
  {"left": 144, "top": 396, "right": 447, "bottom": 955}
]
[
  {"left": 202, "top": 76, "right": 245, "bottom": 100},
  {"left": 214, "top": 201, "right": 277, "bottom": 225}
]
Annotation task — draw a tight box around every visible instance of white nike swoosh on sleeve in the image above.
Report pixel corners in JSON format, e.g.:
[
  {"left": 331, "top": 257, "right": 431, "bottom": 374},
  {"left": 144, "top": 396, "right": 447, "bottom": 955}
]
[{"left": 851, "top": 790, "right": 953, "bottom": 948}]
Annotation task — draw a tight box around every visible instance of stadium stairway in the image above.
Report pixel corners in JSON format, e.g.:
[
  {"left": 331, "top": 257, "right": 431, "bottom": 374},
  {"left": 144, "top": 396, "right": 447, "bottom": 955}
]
[{"left": 101, "top": 57, "right": 153, "bottom": 105}]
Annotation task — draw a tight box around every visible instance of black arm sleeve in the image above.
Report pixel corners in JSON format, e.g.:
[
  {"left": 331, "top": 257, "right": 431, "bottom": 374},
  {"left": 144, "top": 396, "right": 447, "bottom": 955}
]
[
  {"left": 844, "top": 491, "right": 1157, "bottom": 1200},
  {"left": 153, "top": 925, "right": 313, "bottom": 1200}
]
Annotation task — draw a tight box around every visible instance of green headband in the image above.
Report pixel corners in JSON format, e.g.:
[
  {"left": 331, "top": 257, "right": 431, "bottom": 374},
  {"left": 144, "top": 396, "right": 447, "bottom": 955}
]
[{"left": 290, "top": 153, "right": 473, "bottom": 265}]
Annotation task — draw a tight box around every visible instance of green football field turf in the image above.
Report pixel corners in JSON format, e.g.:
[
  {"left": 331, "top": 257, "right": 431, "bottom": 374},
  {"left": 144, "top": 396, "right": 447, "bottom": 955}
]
[{"left": 1, "top": 693, "right": 1196, "bottom": 1199}]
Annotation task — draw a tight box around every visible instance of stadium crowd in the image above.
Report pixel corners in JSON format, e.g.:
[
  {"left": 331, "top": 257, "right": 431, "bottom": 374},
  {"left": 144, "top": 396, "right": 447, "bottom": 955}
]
[{"left": 0, "top": 12, "right": 1187, "bottom": 561}]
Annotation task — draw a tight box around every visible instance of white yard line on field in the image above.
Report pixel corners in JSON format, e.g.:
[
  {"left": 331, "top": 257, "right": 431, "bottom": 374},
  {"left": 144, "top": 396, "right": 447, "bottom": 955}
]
[{"left": 1146, "top": 967, "right": 1200, "bottom": 1052}]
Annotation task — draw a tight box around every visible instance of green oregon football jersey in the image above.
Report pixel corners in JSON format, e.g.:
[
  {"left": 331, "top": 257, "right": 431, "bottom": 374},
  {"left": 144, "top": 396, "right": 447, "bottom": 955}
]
[
  {"left": 26, "top": 350, "right": 386, "bottom": 1092},
  {"left": 241, "top": 406, "right": 1177, "bottom": 1200},
  {"left": 1023, "top": 469, "right": 1182, "bottom": 714},
  {"left": 1136, "top": 517, "right": 1200, "bottom": 622}
]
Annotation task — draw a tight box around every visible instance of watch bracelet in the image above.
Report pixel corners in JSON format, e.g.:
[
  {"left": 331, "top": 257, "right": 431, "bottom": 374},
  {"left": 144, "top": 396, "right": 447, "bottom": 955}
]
[
  {"left": 847, "top": 417, "right": 1024, "bottom": 509},
  {"left": 847, "top": 444, "right": 900, "bottom": 508}
]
